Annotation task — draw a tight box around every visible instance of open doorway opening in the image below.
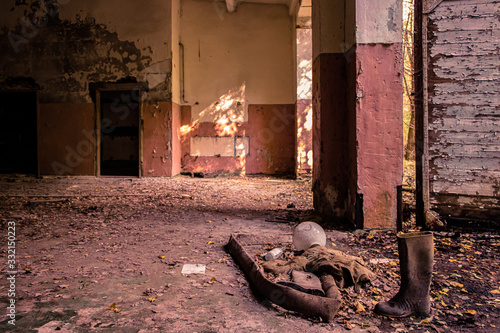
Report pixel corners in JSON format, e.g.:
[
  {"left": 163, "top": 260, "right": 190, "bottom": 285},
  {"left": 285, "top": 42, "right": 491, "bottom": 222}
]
[
  {"left": 403, "top": 0, "right": 416, "bottom": 192},
  {"left": 296, "top": 27, "right": 313, "bottom": 175},
  {"left": 99, "top": 90, "right": 140, "bottom": 177},
  {"left": 0, "top": 91, "right": 37, "bottom": 174}
]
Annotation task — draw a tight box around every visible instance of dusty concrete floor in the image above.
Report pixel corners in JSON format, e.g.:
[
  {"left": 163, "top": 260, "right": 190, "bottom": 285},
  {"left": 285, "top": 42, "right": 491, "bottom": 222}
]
[{"left": 0, "top": 175, "right": 498, "bottom": 332}]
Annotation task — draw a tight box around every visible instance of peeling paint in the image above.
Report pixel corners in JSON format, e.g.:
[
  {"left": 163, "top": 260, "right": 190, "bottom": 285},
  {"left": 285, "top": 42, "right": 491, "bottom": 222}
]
[
  {"left": 0, "top": 0, "right": 174, "bottom": 103},
  {"left": 427, "top": 0, "right": 500, "bottom": 222}
]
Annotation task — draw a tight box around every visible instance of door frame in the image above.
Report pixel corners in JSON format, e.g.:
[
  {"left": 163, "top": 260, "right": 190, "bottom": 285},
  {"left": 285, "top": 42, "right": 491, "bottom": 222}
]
[
  {"left": 415, "top": 0, "right": 443, "bottom": 227},
  {"left": 94, "top": 83, "right": 144, "bottom": 177}
]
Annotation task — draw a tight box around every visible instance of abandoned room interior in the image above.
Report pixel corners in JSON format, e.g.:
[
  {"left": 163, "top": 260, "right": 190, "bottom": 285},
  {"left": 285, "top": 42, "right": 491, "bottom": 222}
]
[{"left": 0, "top": 0, "right": 499, "bottom": 331}]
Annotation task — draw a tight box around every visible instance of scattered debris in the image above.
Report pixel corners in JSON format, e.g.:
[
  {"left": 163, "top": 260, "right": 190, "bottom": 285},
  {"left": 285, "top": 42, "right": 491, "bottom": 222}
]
[
  {"left": 181, "top": 264, "right": 206, "bottom": 275},
  {"left": 369, "top": 258, "right": 392, "bottom": 265},
  {"left": 0, "top": 175, "right": 498, "bottom": 332}
]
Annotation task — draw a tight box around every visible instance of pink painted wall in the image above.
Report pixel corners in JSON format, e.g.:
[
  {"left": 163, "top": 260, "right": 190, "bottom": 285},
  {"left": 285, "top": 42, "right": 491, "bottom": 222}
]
[
  {"left": 181, "top": 105, "right": 296, "bottom": 175},
  {"left": 142, "top": 102, "right": 176, "bottom": 177},
  {"left": 171, "top": 102, "right": 182, "bottom": 176},
  {"left": 356, "top": 43, "right": 403, "bottom": 228}
]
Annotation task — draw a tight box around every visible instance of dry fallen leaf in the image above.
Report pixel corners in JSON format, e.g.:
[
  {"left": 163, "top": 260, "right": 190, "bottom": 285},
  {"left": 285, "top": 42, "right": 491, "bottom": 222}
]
[
  {"left": 355, "top": 302, "right": 365, "bottom": 313},
  {"left": 158, "top": 255, "right": 165, "bottom": 259},
  {"left": 439, "top": 289, "right": 448, "bottom": 295},
  {"left": 148, "top": 297, "right": 157, "bottom": 302},
  {"left": 207, "top": 241, "right": 214, "bottom": 245},
  {"left": 344, "top": 320, "right": 354, "bottom": 330},
  {"left": 108, "top": 303, "right": 117, "bottom": 310},
  {"left": 465, "top": 309, "right": 476, "bottom": 316},
  {"left": 371, "top": 287, "right": 381, "bottom": 295}
]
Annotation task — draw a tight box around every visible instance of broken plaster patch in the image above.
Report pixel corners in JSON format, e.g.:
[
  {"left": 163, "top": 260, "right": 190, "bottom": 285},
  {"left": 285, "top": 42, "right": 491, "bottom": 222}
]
[{"left": 138, "top": 58, "right": 172, "bottom": 89}]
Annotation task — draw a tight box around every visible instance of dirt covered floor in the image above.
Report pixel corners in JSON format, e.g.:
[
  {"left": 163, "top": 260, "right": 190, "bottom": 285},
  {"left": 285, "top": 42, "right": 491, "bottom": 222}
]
[{"left": 0, "top": 175, "right": 499, "bottom": 332}]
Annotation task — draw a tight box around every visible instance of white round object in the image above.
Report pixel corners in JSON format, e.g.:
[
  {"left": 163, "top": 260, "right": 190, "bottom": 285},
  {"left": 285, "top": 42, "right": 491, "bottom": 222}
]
[{"left": 293, "top": 221, "right": 327, "bottom": 251}]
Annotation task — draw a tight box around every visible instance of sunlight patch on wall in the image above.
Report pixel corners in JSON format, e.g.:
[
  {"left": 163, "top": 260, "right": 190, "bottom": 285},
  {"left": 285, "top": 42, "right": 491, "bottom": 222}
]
[
  {"left": 304, "top": 106, "right": 312, "bottom": 131},
  {"left": 180, "top": 125, "right": 193, "bottom": 135},
  {"left": 215, "top": 122, "right": 238, "bottom": 136},
  {"left": 297, "top": 59, "right": 312, "bottom": 100},
  {"left": 297, "top": 104, "right": 313, "bottom": 172},
  {"left": 195, "top": 82, "right": 247, "bottom": 123}
]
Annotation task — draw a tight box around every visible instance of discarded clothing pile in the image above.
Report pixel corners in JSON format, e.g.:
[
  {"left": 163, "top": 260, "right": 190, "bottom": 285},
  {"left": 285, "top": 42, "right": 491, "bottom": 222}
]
[
  {"left": 227, "top": 234, "right": 375, "bottom": 322},
  {"left": 262, "top": 245, "right": 376, "bottom": 293}
]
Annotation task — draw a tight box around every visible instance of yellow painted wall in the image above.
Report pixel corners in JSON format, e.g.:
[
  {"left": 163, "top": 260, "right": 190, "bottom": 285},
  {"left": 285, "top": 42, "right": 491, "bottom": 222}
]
[{"left": 180, "top": 0, "right": 296, "bottom": 123}]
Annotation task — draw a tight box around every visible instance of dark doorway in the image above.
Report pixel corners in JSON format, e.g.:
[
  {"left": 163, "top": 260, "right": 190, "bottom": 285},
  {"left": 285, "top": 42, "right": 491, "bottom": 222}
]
[
  {"left": 0, "top": 91, "right": 37, "bottom": 174},
  {"left": 99, "top": 90, "right": 140, "bottom": 177}
]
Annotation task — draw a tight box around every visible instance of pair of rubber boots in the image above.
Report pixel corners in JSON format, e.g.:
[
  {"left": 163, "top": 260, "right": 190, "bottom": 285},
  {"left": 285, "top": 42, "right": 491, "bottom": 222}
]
[{"left": 374, "top": 231, "right": 433, "bottom": 318}]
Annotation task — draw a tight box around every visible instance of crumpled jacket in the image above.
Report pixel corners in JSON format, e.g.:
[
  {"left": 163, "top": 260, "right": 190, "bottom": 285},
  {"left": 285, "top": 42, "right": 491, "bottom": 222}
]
[{"left": 262, "top": 245, "right": 375, "bottom": 291}]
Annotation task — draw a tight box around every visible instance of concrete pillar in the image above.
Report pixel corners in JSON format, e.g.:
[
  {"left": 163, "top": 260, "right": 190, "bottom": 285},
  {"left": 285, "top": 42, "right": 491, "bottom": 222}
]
[{"left": 312, "top": 0, "right": 403, "bottom": 229}]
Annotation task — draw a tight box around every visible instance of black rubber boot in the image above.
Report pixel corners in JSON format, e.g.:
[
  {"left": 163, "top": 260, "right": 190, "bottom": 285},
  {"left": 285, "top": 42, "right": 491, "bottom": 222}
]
[{"left": 374, "top": 231, "right": 434, "bottom": 318}]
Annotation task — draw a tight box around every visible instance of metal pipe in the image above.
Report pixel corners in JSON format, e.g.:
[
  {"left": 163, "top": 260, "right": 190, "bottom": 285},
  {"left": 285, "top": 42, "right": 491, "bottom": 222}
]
[{"left": 179, "top": 42, "right": 188, "bottom": 104}]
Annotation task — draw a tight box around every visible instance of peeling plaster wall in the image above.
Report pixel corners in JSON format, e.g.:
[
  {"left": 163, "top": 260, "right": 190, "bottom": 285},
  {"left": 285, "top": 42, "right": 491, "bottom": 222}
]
[
  {"left": 427, "top": 0, "right": 500, "bottom": 222},
  {"left": 0, "top": 0, "right": 173, "bottom": 103},
  {"left": 0, "top": 0, "right": 179, "bottom": 176},
  {"left": 356, "top": 0, "right": 402, "bottom": 44},
  {"left": 143, "top": 102, "right": 180, "bottom": 177}
]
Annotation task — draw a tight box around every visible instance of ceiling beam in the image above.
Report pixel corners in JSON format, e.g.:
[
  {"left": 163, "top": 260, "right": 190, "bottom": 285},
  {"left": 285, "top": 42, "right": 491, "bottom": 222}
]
[{"left": 226, "top": 0, "right": 237, "bottom": 13}]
